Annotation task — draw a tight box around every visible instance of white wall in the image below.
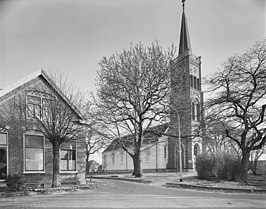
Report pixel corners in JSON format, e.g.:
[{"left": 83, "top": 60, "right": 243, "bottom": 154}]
[{"left": 102, "top": 135, "right": 168, "bottom": 172}]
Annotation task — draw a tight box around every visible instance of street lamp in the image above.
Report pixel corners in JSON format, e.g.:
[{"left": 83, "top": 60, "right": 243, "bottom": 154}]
[
  {"left": 169, "top": 104, "right": 183, "bottom": 182},
  {"left": 177, "top": 113, "right": 183, "bottom": 182}
]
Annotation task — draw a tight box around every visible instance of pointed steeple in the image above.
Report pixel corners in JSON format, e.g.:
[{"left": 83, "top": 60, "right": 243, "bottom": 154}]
[{"left": 178, "top": 0, "right": 192, "bottom": 56}]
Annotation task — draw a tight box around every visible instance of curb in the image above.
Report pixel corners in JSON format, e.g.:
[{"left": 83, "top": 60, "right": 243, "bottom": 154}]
[
  {"left": 89, "top": 176, "right": 266, "bottom": 193},
  {"left": 165, "top": 182, "right": 266, "bottom": 193},
  {"left": 0, "top": 185, "right": 95, "bottom": 198},
  {"left": 89, "top": 176, "right": 152, "bottom": 184}
]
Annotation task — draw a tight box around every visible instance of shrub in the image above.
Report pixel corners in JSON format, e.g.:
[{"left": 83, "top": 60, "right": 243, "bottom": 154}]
[
  {"left": 214, "top": 152, "right": 241, "bottom": 181},
  {"left": 214, "top": 152, "right": 227, "bottom": 180},
  {"left": 225, "top": 153, "right": 241, "bottom": 180},
  {"left": 195, "top": 151, "right": 241, "bottom": 181},
  {"left": 6, "top": 174, "right": 24, "bottom": 191},
  {"left": 195, "top": 153, "right": 215, "bottom": 179}
]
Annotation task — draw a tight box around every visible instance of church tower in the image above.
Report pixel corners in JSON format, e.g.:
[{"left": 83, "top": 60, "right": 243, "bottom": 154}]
[{"left": 167, "top": 0, "right": 203, "bottom": 171}]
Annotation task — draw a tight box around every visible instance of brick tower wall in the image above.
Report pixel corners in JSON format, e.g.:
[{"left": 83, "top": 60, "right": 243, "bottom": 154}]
[{"left": 167, "top": 53, "right": 202, "bottom": 171}]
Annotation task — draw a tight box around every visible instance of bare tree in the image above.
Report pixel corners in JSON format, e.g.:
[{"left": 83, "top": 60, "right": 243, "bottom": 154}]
[
  {"left": 206, "top": 39, "right": 266, "bottom": 182},
  {"left": 0, "top": 72, "right": 85, "bottom": 187},
  {"left": 250, "top": 145, "right": 266, "bottom": 175},
  {"left": 93, "top": 42, "right": 175, "bottom": 177},
  {"left": 197, "top": 109, "right": 241, "bottom": 156},
  {"left": 82, "top": 104, "right": 111, "bottom": 173},
  {"left": 85, "top": 125, "right": 107, "bottom": 173}
]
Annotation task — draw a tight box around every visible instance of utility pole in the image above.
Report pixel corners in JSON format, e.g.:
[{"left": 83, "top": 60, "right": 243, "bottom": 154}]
[
  {"left": 178, "top": 113, "right": 183, "bottom": 182},
  {"left": 168, "top": 104, "right": 183, "bottom": 182}
]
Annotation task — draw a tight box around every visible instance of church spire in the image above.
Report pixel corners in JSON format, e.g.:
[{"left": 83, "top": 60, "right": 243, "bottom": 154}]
[{"left": 178, "top": 0, "right": 192, "bottom": 56}]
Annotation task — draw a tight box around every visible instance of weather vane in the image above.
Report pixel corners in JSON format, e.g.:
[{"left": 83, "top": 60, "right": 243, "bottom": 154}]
[{"left": 182, "top": 0, "right": 186, "bottom": 10}]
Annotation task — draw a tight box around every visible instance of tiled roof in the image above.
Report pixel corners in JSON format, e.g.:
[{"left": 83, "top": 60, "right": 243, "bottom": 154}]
[{"left": 103, "top": 123, "right": 168, "bottom": 152}]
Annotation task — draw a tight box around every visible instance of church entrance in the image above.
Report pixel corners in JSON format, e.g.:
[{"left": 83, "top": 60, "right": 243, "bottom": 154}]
[{"left": 0, "top": 133, "right": 7, "bottom": 180}]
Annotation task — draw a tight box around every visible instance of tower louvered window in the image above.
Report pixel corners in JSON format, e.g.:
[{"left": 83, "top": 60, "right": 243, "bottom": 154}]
[
  {"left": 197, "top": 78, "right": 200, "bottom": 90},
  {"left": 196, "top": 103, "right": 200, "bottom": 121},
  {"left": 193, "top": 76, "right": 197, "bottom": 89},
  {"left": 192, "top": 102, "right": 195, "bottom": 121}
]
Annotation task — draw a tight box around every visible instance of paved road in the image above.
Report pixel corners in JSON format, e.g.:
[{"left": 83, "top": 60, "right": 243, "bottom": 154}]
[{"left": 0, "top": 179, "right": 265, "bottom": 208}]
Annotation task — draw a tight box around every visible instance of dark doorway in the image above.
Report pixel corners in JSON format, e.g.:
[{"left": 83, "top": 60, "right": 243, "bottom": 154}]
[{"left": 0, "top": 148, "right": 7, "bottom": 180}]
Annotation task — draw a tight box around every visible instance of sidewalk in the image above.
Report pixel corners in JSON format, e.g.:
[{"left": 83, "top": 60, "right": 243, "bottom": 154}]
[{"left": 89, "top": 172, "right": 266, "bottom": 193}]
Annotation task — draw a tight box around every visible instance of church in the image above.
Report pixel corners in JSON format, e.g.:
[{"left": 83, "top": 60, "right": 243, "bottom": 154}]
[{"left": 102, "top": 1, "right": 204, "bottom": 173}]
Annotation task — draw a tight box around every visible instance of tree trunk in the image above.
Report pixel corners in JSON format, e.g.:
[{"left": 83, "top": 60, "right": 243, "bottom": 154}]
[
  {"left": 132, "top": 158, "right": 137, "bottom": 176},
  {"left": 135, "top": 157, "right": 142, "bottom": 178},
  {"left": 86, "top": 150, "right": 90, "bottom": 174},
  {"left": 239, "top": 149, "right": 251, "bottom": 184},
  {"left": 132, "top": 151, "right": 142, "bottom": 178},
  {"left": 52, "top": 141, "right": 61, "bottom": 188}
]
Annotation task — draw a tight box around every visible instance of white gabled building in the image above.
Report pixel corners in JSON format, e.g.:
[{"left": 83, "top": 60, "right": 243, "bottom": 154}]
[{"left": 102, "top": 125, "right": 169, "bottom": 173}]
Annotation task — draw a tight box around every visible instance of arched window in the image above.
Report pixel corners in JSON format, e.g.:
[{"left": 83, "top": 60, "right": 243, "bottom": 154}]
[
  {"left": 103, "top": 154, "right": 107, "bottom": 167},
  {"left": 111, "top": 153, "right": 115, "bottom": 164},
  {"left": 145, "top": 148, "right": 151, "bottom": 162},
  {"left": 194, "top": 144, "right": 200, "bottom": 156},
  {"left": 120, "top": 150, "right": 124, "bottom": 164},
  {"left": 164, "top": 145, "right": 167, "bottom": 159},
  {"left": 190, "top": 75, "right": 193, "bottom": 88}
]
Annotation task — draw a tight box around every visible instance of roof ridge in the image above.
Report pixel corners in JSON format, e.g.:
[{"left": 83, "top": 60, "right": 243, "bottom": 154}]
[
  {"left": 0, "top": 69, "right": 84, "bottom": 120},
  {"left": 103, "top": 123, "right": 169, "bottom": 153},
  {"left": 0, "top": 69, "right": 43, "bottom": 98}
]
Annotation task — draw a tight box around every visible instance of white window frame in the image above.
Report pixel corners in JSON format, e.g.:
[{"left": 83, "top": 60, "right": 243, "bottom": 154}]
[
  {"left": 23, "top": 131, "right": 45, "bottom": 174},
  {"left": 0, "top": 131, "right": 8, "bottom": 181},
  {"left": 145, "top": 148, "right": 151, "bottom": 162},
  {"left": 120, "top": 150, "right": 124, "bottom": 165},
  {"left": 26, "top": 91, "right": 54, "bottom": 120},
  {"left": 59, "top": 140, "right": 77, "bottom": 174}
]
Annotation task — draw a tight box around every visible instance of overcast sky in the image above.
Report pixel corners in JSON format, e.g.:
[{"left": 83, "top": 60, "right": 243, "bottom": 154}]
[
  {"left": 0, "top": 0, "right": 265, "bottom": 94},
  {"left": 0, "top": 0, "right": 265, "bottom": 163}
]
